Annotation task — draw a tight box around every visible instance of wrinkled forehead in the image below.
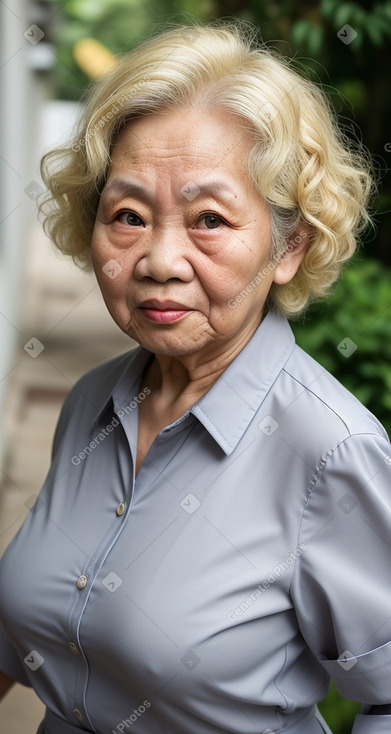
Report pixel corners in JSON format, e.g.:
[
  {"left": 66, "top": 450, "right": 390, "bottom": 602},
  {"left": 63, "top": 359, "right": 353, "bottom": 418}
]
[
  {"left": 109, "top": 106, "right": 256, "bottom": 166},
  {"left": 104, "top": 107, "right": 259, "bottom": 205}
]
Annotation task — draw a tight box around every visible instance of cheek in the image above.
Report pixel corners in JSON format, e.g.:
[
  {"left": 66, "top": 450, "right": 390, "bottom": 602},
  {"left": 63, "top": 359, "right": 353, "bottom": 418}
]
[
  {"left": 198, "top": 251, "right": 268, "bottom": 305},
  {"left": 199, "top": 250, "right": 273, "bottom": 322},
  {"left": 91, "top": 237, "right": 132, "bottom": 312}
]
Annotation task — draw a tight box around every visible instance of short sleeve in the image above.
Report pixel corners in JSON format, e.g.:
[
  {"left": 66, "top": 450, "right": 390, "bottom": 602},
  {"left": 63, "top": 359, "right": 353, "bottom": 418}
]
[
  {"left": 0, "top": 623, "right": 31, "bottom": 686},
  {"left": 291, "top": 432, "right": 391, "bottom": 732}
]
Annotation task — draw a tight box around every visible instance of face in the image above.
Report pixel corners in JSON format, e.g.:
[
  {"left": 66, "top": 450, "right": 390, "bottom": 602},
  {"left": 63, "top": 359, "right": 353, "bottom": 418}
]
[{"left": 91, "top": 106, "right": 278, "bottom": 367}]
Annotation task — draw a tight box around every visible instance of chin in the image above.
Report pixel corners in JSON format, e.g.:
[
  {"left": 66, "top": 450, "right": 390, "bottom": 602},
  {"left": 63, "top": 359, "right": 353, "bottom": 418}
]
[
  {"left": 125, "top": 314, "right": 209, "bottom": 353},
  {"left": 140, "top": 329, "right": 207, "bottom": 356}
]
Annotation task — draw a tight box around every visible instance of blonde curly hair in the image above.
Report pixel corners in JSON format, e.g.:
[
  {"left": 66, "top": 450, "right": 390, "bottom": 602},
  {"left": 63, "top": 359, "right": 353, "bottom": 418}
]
[{"left": 40, "top": 22, "right": 373, "bottom": 317}]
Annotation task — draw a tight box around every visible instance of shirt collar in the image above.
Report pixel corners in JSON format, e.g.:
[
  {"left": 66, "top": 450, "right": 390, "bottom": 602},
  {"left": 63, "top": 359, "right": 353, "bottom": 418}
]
[
  {"left": 92, "top": 311, "right": 295, "bottom": 455},
  {"left": 192, "top": 311, "right": 295, "bottom": 454},
  {"left": 91, "top": 347, "right": 151, "bottom": 427}
]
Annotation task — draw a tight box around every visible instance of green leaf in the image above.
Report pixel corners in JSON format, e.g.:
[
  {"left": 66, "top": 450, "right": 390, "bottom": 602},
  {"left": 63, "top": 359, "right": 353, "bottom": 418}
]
[
  {"left": 320, "top": 0, "right": 339, "bottom": 19},
  {"left": 291, "top": 19, "right": 313, "bottom": 46},
  {"left": 366, "top": 18, "right": 385, "bottom": 45},
  {"left": 336, "top": 79, "right": 366, "bottom": 108},
  {"left": 308, "top": 24, "right": 324, "bottom": 56},
  {"left": 335, "top": 3, "right": 356, "bottom": 28},
  {"left": 292, "top": 257, "right": 391, "bottom": 438}
]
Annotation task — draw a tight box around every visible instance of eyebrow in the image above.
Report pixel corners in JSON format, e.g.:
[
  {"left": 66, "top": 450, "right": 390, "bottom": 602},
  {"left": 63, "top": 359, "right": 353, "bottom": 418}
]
[
  {"left": 100, "top": 178, "right": 152, "bottom": 204},
  {"left": 100, "top": 177, "right": 239, "bottom": 205}
]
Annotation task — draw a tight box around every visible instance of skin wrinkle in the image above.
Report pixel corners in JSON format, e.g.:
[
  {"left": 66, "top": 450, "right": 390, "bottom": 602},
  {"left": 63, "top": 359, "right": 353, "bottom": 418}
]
[
  {"left": 2, "top": 30, "right": 386, "bottom": 726},
  {"left": 40, "top": 25, "right": 374, "bottom": 319},
  {"left": 91, "top": 105, "right": 308, "bottom": 474},
  {"left": 106, "top": 115, "right": 261, "bottom": 257},
  {"left": 99, "top": 178, "right": 243, "bottom": 219},
  {"left": 91, "top": 106, "right": 306, "bottom": 415}
]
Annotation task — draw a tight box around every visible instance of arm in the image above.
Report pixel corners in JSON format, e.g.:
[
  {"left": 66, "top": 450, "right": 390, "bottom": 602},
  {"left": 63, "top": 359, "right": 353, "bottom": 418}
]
[
  {"left": 0, "top": 626, "right": 32, "bottom": 689},
  {"left": 0, "top": 670, "right": 15, "bottom": 702},
  {"left": 292, "top": 432, "right": 391, "bottom": 732}
]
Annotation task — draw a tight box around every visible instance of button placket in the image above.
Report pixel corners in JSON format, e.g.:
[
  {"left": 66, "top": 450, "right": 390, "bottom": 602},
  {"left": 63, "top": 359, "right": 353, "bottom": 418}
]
[{"left": 66, "top": 425, "right": 136, "bottom": 731}]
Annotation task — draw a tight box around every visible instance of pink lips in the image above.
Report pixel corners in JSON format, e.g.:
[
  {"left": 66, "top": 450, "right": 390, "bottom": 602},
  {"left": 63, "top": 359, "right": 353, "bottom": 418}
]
[{"left": 138, "top": 299, "right": 191, "bottom": 324}]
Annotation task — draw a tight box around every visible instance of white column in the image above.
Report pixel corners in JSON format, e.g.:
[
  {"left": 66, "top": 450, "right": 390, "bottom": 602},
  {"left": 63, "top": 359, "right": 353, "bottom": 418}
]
[{"left": 0, "top": 0, "right": 38, "bottom": 463}]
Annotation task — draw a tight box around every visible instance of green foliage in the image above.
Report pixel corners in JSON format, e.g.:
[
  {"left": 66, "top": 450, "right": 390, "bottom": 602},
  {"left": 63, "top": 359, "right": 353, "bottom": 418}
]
[
  {"left": 47, "top": 0, "right": 391, "bottom": 263},
  {"left": 321, "top": 0, "right": 391, "bottom": 47},
  {"left": 318, "top": 683, "right": 360, "bottom": 733},
  {"left": 47, "top": 1, "right": 391, "bottom": 99},
  {"left": 50, "top": 0, "right": 213, "bottom": 99},
  {"left": 292, "top": 256, "right": 391, "bottom": 732},
  {"left": 52, "top": 0, "right": 166, "bottom": 98},
  {"left": 291, "top": 256, "right": 391, "bottom": 438}
]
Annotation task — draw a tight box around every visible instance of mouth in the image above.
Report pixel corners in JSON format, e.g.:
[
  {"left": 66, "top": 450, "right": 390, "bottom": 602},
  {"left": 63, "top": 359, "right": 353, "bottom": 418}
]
[{"left": 138, "top": 299, "right": 192, "bottom": 324}]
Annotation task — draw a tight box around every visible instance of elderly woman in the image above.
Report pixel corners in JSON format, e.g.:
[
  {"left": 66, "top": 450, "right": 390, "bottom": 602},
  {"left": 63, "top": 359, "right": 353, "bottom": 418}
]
[{"left": 0, "top": 22, "right": 390, "bottom": 734}]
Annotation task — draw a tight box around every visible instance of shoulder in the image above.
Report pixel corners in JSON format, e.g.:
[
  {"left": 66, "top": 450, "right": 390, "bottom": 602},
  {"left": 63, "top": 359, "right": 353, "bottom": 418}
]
[
  {"left": 75, "top": 347, "right": 139, "bottom": 396},
  {"left": 272, "top": 342, "right": 389, "bottom": 459},
  {"left": 51, "top": 347, "right": 140, "bottom": 452},
  {"left": 66, "top": 348, "right": 139, "bottom": 410}
]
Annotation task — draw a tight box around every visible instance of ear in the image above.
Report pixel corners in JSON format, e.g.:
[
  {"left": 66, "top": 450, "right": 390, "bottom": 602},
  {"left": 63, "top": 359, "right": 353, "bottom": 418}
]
[{"left": 272, "top": 225, "right": 309, "bottom": 285}]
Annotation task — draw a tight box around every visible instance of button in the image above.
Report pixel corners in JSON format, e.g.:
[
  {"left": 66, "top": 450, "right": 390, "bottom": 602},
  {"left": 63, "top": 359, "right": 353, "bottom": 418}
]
[
  {"left": 69, "top": 642, "right": 80, "bottom": 656},
  {"left": 73, "top": 708, "right": 83, "bottom": 722},
  {"left": 76, "top": 575, "right": 87, "bottom": 590},
  {"left": 116, "top": 502, "right": 126, "bottom": 516}
]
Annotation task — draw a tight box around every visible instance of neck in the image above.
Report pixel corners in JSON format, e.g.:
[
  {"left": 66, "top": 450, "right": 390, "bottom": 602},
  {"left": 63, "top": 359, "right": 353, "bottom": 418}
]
[{"left": 143, "top": 320, "right": 261, "bottom": 410}]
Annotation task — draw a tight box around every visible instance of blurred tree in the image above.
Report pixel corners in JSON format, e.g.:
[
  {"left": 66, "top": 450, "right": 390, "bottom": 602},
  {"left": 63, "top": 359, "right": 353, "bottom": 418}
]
[
  {"left": 318, "top": 683, "right": 360, "bottom": 732},
  {"left": 292, "top": 255, "right": 391, "bottom": 437},
  {"left": 48, "top": 0, "right": 391, "bottom": 264}
]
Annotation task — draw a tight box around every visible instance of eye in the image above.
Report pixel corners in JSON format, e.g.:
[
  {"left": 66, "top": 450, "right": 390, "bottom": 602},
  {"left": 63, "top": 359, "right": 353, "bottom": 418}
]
[
  {"left": 196, "top": 213, "right": 224, "bottom": 230},
  {"left": 117, "top": 211, "right": 145, "bottom": 227}
]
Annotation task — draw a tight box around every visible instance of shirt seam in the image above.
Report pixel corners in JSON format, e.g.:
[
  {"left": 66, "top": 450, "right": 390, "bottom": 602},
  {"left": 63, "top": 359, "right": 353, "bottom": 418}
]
[
  {"left": 280, "top": 367, "right": 352, "bottom": 436},
  {"left": 289, "top": 430, "right": 386, "bottom": 599}
]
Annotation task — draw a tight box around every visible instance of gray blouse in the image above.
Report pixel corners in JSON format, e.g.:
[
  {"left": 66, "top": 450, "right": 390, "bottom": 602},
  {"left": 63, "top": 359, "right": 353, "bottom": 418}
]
[{"left": 0, "top": 311, "right": 391, "bottom": 734}]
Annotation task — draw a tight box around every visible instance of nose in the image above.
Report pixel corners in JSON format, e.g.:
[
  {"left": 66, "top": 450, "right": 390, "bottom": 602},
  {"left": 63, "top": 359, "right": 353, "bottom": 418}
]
[{"left": 133, "top": 225, "right": 194, "bottom": 283}]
